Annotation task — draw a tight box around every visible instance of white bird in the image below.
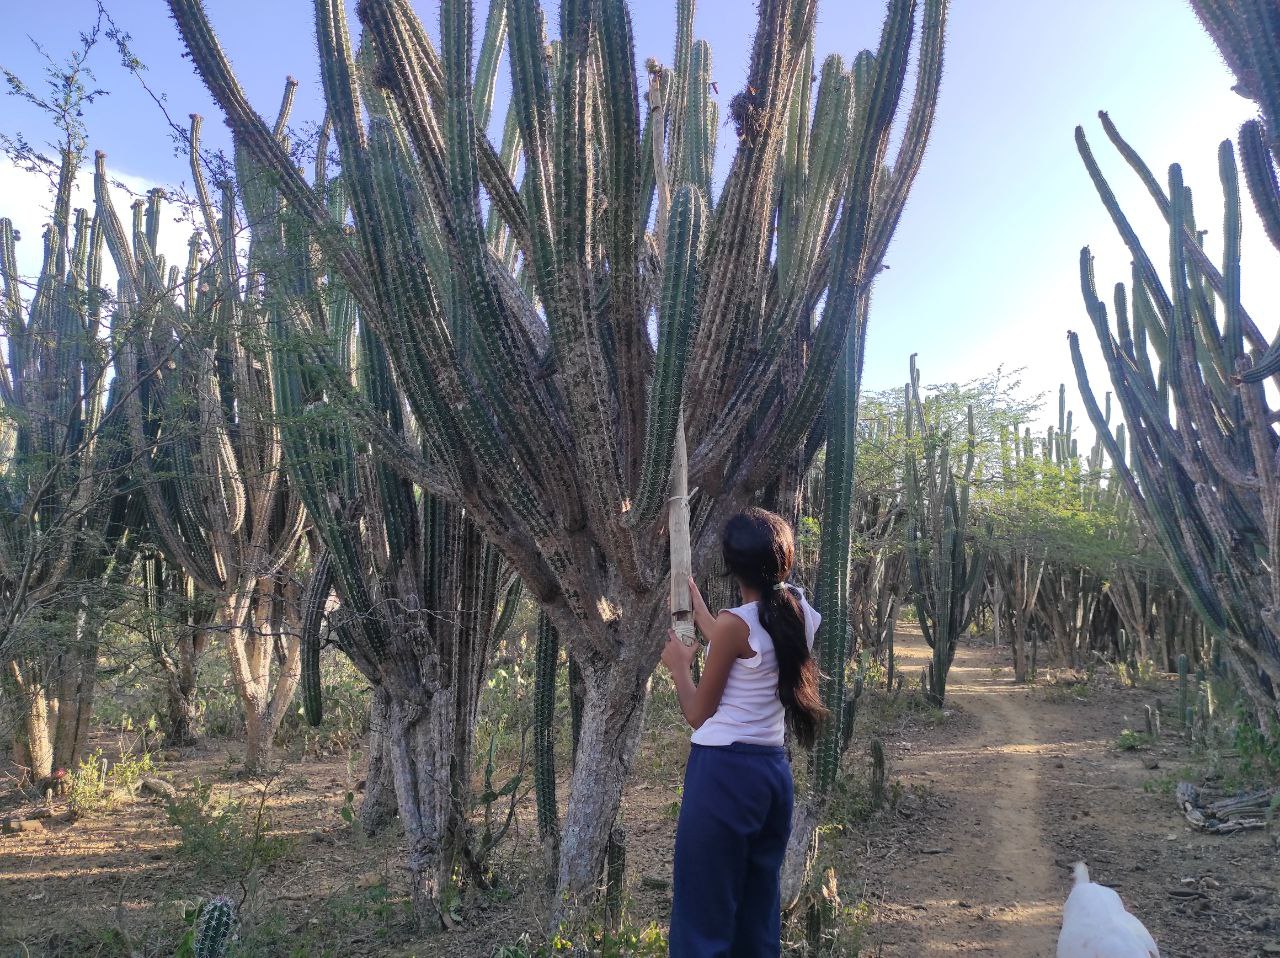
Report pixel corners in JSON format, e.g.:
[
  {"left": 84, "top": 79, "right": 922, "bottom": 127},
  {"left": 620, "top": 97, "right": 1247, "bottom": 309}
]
[{"left": 1057, "top": 862, "right": 1160, "bottom": 958}]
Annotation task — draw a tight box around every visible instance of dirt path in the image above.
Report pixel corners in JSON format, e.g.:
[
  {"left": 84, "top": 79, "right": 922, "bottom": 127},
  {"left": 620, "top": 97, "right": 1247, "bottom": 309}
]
[{"left": 864, "top": 630, "right": 1060, "bottom": 956}]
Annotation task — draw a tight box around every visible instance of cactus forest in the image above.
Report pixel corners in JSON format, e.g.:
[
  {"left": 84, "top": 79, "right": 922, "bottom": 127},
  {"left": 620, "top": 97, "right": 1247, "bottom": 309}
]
[{"left": 1, "top": 0, "right": 1278, "bottom": 955}]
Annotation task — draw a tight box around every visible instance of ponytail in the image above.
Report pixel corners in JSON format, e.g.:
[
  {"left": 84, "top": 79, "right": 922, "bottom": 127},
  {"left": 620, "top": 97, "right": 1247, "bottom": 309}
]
[
  {"left": 757, "top": 584, "right": 827, "bottom": 749},
  {"left": 722, "top": 508, "right": 829, "bottom": 749}
]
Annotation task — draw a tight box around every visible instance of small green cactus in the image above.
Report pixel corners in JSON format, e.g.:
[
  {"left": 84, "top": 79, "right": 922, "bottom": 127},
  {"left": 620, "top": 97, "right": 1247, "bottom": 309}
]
[{"left": 194, "top": 896, "right": 237, "bottom": 958}]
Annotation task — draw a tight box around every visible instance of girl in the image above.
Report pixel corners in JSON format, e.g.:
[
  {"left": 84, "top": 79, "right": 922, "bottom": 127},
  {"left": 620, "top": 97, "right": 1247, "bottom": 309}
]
[{"left": 661, "top": 507, "right": 827, "bottom": 957}]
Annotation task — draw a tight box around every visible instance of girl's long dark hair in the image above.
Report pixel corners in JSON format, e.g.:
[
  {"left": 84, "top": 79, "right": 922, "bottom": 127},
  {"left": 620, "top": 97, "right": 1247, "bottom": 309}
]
[{"left": 721, "top": 508, "right": 828, "bottom": 748}]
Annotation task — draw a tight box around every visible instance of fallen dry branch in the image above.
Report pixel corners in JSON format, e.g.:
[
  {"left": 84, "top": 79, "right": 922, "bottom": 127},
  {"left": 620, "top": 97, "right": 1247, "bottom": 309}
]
[{"left": 1175, "top": 782, "right": 1277, "bottom": 834}]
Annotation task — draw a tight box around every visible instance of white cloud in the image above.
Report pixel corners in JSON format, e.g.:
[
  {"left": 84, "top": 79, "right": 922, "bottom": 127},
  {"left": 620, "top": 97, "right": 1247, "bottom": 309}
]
[{"left": 0, "top": 157, "right": 195, "bottom": 295}]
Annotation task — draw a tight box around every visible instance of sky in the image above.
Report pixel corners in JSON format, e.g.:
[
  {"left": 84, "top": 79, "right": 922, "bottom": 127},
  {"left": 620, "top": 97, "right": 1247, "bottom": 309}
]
[{"left": 1, "top": 0, "right": 1275, "bottom": 433}]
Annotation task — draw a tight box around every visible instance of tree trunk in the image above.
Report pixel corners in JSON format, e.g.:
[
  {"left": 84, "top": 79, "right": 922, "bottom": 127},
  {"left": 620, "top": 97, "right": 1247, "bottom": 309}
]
[
  {"left": 360, "top": 686, "right": 398, "bottom": 836},
  {"left": 7, "top": 662, "right": 54, "bottom": 781},
  {"left": 24, "top": 684, "right": 54, "bottom": 781},
  {"left": 229, "top": 584, "right": 302, "bottom": 775},
  {"left": 386, "top": 689, "right": 462, "bottom": 929},
  {"left": 165, "top": 669, "right": 201, "bottom": 747},
  {"left": 552, "top": 653, "right": 651, "bottom": 926},
  {"left": 162, "top": 630, "right": 208, "bottom": 747},
  {"left": 779, "top": 794, "right": 823, "bottom": 910},
  {"left": 52, "top": 626, "right": 98, "bottom": 771},
  {"left": 1011, "top": 615, "right": 1029, "bottom": 683}
]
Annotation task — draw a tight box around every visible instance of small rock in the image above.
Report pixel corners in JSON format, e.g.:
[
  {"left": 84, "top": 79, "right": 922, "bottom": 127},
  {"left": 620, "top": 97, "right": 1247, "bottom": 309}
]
[
  {"left": 356, "top": 872, "right": 385, "bottom": 889},
  {"left": 140, "top": 778, "right": 177, "bottom": 800},
  {"left": 1, "top": 817, "right": 44, "bottom": 834}
]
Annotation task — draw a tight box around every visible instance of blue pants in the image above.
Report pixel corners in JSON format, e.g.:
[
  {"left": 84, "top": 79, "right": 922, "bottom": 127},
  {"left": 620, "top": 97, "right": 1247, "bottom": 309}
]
[{"left": 669, "top": 742, "right": 794, "bottom": 957}]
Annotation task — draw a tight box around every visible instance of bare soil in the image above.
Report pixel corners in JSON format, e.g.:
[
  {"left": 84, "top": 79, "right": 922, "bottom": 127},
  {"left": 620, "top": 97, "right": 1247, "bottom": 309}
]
[
  {"left": 1, "top": 630, "right": 1277, "bottom": 956},
  {"left": 858, "top": 631, "right": 1279, "bottom": 958}
]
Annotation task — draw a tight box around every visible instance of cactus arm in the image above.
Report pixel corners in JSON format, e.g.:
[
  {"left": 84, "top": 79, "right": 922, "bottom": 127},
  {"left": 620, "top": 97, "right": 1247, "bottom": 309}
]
[
  {"left": 472, "top": 0, "right": 507, "bottom": 130},
  {"left": 504, "top": 0, "right": 560, "bottom": 310},
  {"left": 1238, "top": 118, "right": 1280, "bottom": 274},
  {"left": 533, "top": 611, "right": 560, "bottom": 845},
  {"left": 166, "top": 0, "right": 380, "bottom": 315},
  {"left": 1075, "top": 126, "right": 1174, "bottom": 327},
  {"left": 301, "top": 550, "right": 333, "bottom": 727},
  {"left": 665, "top": 0, "right": 695, "bottom": 179},
  {"left": 866, "top": 0, "right": 949, "bottom": 263},
  {"left": 627, "top": 184, "right": 705, "bottom": 525},
  {"left": 812, "top": 285, "right": 863, "bottom": 792},
  {"left": 598, "top": 0, "right": 648, "bottom": 491},
  {"left": 688, "top": 0, "right": 818, "bottom": 419}
]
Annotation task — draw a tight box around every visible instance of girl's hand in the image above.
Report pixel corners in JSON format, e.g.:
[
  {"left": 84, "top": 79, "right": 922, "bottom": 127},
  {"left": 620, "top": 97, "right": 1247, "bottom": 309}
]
[
  {"left": 661, "top": 628, "right": 697, "bottom": 673},
  {"left": 687, "top": 576, "right": 714, "bottom": 635}
]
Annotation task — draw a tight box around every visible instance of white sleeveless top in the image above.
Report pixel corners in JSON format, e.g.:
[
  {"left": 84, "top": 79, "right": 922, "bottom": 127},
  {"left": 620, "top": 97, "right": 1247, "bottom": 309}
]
[{"left": 691, "top": 589, "right": 822, "bottom": 747}]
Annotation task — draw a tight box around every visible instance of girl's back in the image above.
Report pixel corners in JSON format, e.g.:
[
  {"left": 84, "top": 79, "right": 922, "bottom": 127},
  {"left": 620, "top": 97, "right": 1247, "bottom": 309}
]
[{"left": 692, "top": 591, "right": 821, "bottom": 748}]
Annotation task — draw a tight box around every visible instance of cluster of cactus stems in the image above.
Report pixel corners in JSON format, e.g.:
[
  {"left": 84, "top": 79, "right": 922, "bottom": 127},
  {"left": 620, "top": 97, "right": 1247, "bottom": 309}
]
[
  {"left": 166, "top": 0, "right": 947, "bottom": 916},
  {"left": 1030, "top": 389, "right": 1107, "bottom": 673},
  {"left": 982, "top": 383, "right": 1201, "bottom": 677},
  {"left": 0, "top": 148, "right": 142, "bottom": 780},
  {"left": 1070, "top": 0, "right": 1280, "bottom": 730},
  {"left": 901, "top": 367, "right": 976, "bottom": 692},
  {"left": 102, "top": 106, "right": 309, "bottom": 775},
  {"left": 266, "top": 90, "right": 522, "bottom": 921},
  {"left": 903, "top": 356, "right": 985, "bottom": 707}
]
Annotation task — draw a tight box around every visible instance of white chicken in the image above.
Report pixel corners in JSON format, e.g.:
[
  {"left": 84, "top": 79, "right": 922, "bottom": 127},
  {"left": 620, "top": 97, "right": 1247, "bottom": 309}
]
[{"left": 1057, "top": 862, "right": 1160, "bottom": 958}]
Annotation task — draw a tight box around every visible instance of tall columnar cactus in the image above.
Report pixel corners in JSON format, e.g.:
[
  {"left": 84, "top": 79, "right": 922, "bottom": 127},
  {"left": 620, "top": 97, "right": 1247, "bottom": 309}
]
[
  {"left": 267, "top": 75, "right": 522, "bottom": 920},
  {"left": 532, "top": 610, "right": 560, "bottom": 873},
  {"left": 1030, "top": 389, "right": 1108, "bottom": 672},
  {"left": 1071, "top": 38, "right": 1280, "bottom": 730},
  {"left": 105, "top": 110, "right": 309, "bottom": 774},
  {"left": 904, "top": 356, "right": 986, "bottom": 707},
  {"left": 990, "top": 424, "right": 1047, "bottom": 682},
  {"left": 167, "top": 0, "right": 948, "bottom": 916},
  {"left": 0, "top": 150, "right": 140, "bottom": 779}
]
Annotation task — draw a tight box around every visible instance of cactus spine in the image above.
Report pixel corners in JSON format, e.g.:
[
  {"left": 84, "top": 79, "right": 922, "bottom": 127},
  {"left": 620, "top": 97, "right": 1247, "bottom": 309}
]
[{"left": 167, "top": 0, "right": 948, "bottom": 917}]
